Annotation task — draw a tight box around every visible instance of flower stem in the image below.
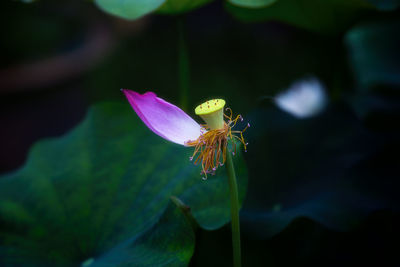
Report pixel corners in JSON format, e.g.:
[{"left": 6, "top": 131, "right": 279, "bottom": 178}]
[
  {"left": 177, "top": 16, "right": 189, "bottom": 111},
  {"left": 226, "top": 152, "right": 242, "bottom": 267}
]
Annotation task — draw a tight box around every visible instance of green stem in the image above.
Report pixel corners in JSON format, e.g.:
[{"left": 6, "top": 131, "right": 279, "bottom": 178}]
[
  {"left": 226, "top": 152, "right": 242, "bottom": 267},
  {"left": 177, "top": 16, "right": 189, "bottom": 111}
]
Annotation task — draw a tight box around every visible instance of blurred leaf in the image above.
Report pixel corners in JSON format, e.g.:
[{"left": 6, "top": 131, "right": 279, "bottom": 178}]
[
  {"left": 240, "top": 104, "right": 397, "bottom": 239},
  {"left": 94, "top": 0, "right": 166, "bottom": 20},
  {"left": 345, "top": 19, "right": 400, "bottom": 89},
  {"left": 366, "top": 0, "right": 400, "bottom": 10},
  {"left": 157, "top": 0, "right": 214, "bottom": 14},
  {"left": 0, "top": 102, "right": 248, "bottom": 265},
  {"left": 228, "top": 0, "right": 276, "bottom": 8},
  {"left": 94, "top": 0, "right": 214, "bottom": 19},
  {"left": 226, "top": 0, "right": 374, "bottom": 34},
  {"left": 190, "top": 210, "right": 400, "bottom": 267}
]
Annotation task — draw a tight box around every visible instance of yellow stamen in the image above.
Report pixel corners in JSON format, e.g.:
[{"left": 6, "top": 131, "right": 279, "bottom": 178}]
[{"left": 186, "top": 100, "right": 248, "bottom": 178}]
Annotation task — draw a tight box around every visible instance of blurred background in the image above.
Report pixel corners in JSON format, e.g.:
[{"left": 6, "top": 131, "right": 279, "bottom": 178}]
[{"left": 1, "top": 0, "right": 399, "bottom": 266}]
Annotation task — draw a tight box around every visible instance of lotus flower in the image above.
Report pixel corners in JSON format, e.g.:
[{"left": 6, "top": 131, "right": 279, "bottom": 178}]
[{"left": 122, "top": 90, "right": 249, "bottom": 177}]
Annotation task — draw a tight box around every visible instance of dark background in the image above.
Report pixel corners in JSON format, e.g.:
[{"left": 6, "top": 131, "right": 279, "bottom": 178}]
[{"left": 1, "top": 0, "right": 399, "bottom": 266}]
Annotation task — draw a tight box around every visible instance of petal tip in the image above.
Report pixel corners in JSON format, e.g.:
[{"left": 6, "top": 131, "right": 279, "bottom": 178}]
[
  {"left": 123, "top": 89, "right": 157, "bottom": 99},
  {"left": 122, "top": 89, "right": 201, "bottom": 146}
]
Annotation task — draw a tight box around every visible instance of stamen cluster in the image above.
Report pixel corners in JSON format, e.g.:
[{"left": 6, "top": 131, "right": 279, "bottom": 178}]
[{"left": 185, "top": 108, "right": 249, "bottom": 179}]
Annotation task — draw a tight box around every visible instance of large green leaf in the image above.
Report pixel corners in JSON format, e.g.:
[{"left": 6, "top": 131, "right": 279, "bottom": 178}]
[
  {"left": 0, "top": 102, "right": 248, "bottom": 266},
  {"left": 94, "top": 0, "right": 165, "bottom": 20},
  {"left": 90, "top": 202, "right": 195, "bottom": 267},
  {"left": 226, "top": 0, "right": 374, "bottom": 34}
]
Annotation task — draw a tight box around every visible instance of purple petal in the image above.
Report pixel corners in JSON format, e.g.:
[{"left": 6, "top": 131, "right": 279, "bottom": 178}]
[{"left": 122, "top": 90, "right": 202, "bottom": 145}]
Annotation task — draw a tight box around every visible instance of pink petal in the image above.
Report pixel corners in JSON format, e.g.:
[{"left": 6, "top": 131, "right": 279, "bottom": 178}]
[{"left": 122, "top": 90, "right": 202, "bottom": 145}]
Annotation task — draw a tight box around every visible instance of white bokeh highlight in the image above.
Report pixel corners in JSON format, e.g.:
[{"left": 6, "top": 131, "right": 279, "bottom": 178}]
[{"left": 275, "top": 77, "right": 327, "bottom": 119}]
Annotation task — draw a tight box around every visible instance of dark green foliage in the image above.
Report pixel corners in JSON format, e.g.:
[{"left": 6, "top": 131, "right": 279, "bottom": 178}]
[
  {"left": 0, "top": 103, "right": 248, "bottom": 266},
  {"left": 2, "top": 0, "right": 400, "bottom": 266},
  {"left": 91, "top": 203, "right": 195, "bottom": 267}
]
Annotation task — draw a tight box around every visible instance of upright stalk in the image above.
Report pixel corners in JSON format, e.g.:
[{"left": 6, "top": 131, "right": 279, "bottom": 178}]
[
  {"left": 226, "top": 152, "right": 242, "bottom": 267},
  {"left": 177, "top": 16, "right": 189, "bottom": 111}
]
